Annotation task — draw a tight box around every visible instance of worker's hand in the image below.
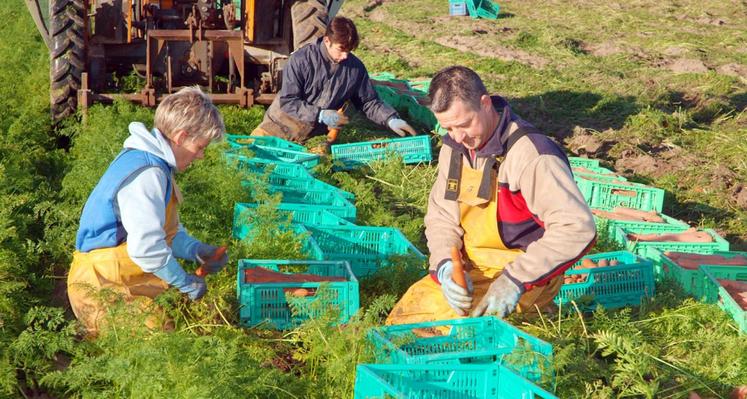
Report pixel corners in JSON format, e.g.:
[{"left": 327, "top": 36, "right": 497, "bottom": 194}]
[
  {"left": 153, "top": 260, "right": 207, "bottom": 301},
  {"left": 318, "top": 109, "right": 349, "bottom": 128},
  {"left": 437, "top": 261, "right": 474, "bottom": 316},
  {"left": 387, "top": 118, "right": 417, "bottom": 137},
  {"left": 470, "top": 274, "right": 522, "bottom": 318},
  {"left": 195, "top": 243, "right": 228, "bottom": 274},
  {"left": 180, "top": 274, "right": 207, "bottom": 301}
]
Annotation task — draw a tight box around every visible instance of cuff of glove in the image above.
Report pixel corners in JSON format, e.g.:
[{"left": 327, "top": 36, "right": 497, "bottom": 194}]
[
  {"left": 152, "top": 257, "right": 190, "bottom": 291},
  {"left": 501, "top": 270, "right": 526, "bottom": 294},
  {"left": 435, "top": 260, "right": 453, "bottom": 285}
]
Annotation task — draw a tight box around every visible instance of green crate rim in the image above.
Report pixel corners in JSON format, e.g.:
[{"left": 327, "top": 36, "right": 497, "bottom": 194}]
[{"left": 237, "top": 259, "right": 359, "bottom": 329}]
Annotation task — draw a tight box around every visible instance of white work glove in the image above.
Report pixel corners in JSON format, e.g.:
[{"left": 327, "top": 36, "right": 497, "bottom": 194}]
[
  {"left": 387, "top": 118, "right": 417, "bottom": 137},
  {"left": 437, "top": 261, "right": 474, "bottom": 316},
  {"left": 470, "top": 274, "right": 522, "bottom": 318},
  {"left": 318, "top": 109, "right": 349, "bottom": 128}
]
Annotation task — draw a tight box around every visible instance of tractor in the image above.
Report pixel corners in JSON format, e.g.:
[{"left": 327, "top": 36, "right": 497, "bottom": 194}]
[{"left": 24, "top": 0, "right": 343, "bottom": 121}]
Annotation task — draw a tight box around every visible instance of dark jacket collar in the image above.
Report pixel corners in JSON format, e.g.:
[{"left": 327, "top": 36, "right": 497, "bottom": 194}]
[
  {"left": 317, "top": 38, "right": 332, "bottom": 63},
  {"left": 442, "top": 95, "right": 514, "bottom": 158}
]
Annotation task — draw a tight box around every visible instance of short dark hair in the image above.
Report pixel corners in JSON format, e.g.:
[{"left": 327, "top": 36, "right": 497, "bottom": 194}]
[
  {"left": 427, "top": 66, "right": 488, "bottom": 113},
  {"left": 325, "top": 17, "right": 359, "bottom": 51}
]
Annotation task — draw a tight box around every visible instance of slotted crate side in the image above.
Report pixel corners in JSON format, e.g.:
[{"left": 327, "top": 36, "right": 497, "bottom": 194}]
[
  {"left": 576, "top": 178, "right": 665, "bottom": 212},
  {"left": 568, "top": 157, "right": 600, "bottom": 169},
  {"left": 353, "top": 364, "right": 558, "bottom": 399},
  {"left": 237, "top": 260, "right": 359, "bottom": 329},
  {"left": 619, "top": 226, "right": 730, "bottom": 261},
  {"left": 592, "top": 214, "right": 688, "bottom": 246},
  {"left": 250, "top": 145, "right": 320, "bottom": 169},
  {"left": 368, "top": 316, "right": 552, "bottom": 383},
  {"left": 555, "top": 251, "right": 655, "bottom": 310},
  {"left": 331, "top": 136, "right": 433, "bottom": 170},
  {"left": 229, "top": 152, "right": 356, "bottom": 200},
  {"left": 701, "top": 266, "right": 747, "bottom": 334},
  {"left": 234, "top": 202, "right": 353, "bottom": 228},
  {"left": 303, "top": 224, "right": 425, "bottom": 277},
  {"left": 226, "top": 152, "right": 313, "bottom": 179},
  {"left": 656, "top": 252, "right": 747, "bottom": 298},
  {"left": 226, "top": 134, "right": 305, "bottom": 151}
]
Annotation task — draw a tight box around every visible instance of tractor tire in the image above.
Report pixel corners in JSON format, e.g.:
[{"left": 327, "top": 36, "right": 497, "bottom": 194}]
[
  {"left": 291, "top": 0, "right": 329, "bottom": 51},
  {"left": 49, "top": 0, "right": 86, "bottom": 121}
]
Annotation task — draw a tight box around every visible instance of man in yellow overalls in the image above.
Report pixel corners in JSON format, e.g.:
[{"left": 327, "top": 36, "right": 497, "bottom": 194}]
[
  {"left": 68, "top": 87, "right": 229, "bottom": 334},
  {"left": 387, "top": 67, "right": 597, "bottom": 325}
]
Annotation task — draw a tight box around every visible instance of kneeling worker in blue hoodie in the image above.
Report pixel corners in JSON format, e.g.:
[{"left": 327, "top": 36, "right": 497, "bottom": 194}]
[{"left": 68, "top": 87, "right": 228, "bottom": 334}]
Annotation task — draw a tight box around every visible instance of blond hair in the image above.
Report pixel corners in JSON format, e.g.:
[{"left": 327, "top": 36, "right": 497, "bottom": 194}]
[{"left": 154, "top": 86, "right": 225, "bottom": 141}]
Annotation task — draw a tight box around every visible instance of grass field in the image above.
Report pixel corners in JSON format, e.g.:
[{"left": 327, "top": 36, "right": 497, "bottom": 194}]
[{"left": 1, "top": 0, "right": 746, "bottom": 397}]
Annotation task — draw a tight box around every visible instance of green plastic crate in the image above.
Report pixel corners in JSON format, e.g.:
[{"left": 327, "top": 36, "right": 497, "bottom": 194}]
[
  {"left": 226, "top": 152, "right": 312, "bottom": 179},
  {"left": 231, "top": 219, "right": 324, "bottom": 260},
  {"left": 656, "top": 250, "right": 747, "bottom": 298},
  {"left": 407, "top": 103, "right": 439, "bottom": 129},
  {"left": 302, "top": 224, "right": 425, "bottom": 277},
  {"left": 237, "top": 191, "right": 358, "bottom": 222},
  {"left": 554, "top": 251, "right": 655, "bottom": 310},
  {"left": 568, "top": 157, "right": 600, "bottom": 169},
  {"left": 331, "top": 136, "right": 433, "bottom": 170},
  {"left": 576, "top": 178, "right": 665, "bottom": 212},
  {"left": 701, "top": 266, "right": 747, "bottom": 334},
  {"left": 618, "top": 225, "right": 730, "bottom": 262},
  {"left": 368, "top": 316, "right": 553, "bottom": 384},
  {"left": 241, "top": 183, "right": 357, "bottom": 220},
  {"left": 466, "top": 0, "right": 500, "bottom": 19},
  {"left": 230, "top": 153, "right": 355, "bottom": 200},
  {"left": 226, "top": 134, "right": 305, "bottom": 151},
  {"left": 237, "top": 260, "right": 359, "bottom": 329},
  {"left": 373, "top": 85, "right": 402, "bottom": 108},
  {"left": 592, "top": 213, "right": 688, "bottom": 246},
  {"left": 249, "top": 144, "right": 320, "bottom": 169},
  {"left": 234, "top": 202, "right": 353, "bottom": 228},
  {"left": 353, "top": 363, "right": 558, "bottom": 399}
]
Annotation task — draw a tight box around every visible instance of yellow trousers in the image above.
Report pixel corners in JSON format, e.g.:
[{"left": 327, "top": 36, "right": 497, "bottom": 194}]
[
  {"left": 67, "top": 243, "right": 169, "bottom": 334},
  {"left": 386, "top": 264, "right": 562, "bottom": 326}
]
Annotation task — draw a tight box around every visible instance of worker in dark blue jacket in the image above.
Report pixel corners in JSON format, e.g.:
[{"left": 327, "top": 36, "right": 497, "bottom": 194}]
[{"left": 252, "top": 16, "right": 416, "bottom": 143}]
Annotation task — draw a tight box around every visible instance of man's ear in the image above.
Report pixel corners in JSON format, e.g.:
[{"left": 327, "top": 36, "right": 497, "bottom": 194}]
[
  {"left": 480, "top": 94, "right": 492, "bottom": 110},
  {"left": 322, "top": 36, "right": 330, "bottom": 46},
  {"left": 171, "top": 129, "right": 189, "bottom": 145}
]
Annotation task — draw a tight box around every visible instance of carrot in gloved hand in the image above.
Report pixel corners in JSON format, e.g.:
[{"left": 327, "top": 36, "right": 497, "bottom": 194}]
[
  {"left": 450, "top": 246, "right": 467, "bottom": 289},
  {"left": 195, "top": 245, "right": 228, "bottom": 277},
  {"left": 437, "top": 246, "right": 473, "bottom": 316}
]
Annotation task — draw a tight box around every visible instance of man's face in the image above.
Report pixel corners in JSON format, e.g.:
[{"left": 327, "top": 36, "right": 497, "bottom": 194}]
[
  {"left": 434, "top": 95, "right": 494, "bottom": 150},
  {"left": 323, "top": 37, "right": 350, "bottom": 63},
  {"left": 169, "top": 131, "right": 211, "bottom": 172}
]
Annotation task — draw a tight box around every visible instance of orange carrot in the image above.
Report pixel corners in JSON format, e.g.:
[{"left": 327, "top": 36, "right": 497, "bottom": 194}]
[
  {"left": 450, "top": 246, "right": 467, "bottom": 289},
  {"left": 195, "top": 246, "right": 227, "bottom": 277}
]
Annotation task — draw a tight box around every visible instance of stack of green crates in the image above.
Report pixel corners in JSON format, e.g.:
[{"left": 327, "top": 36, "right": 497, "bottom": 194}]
[
  {"left": 356, "top": 316, "right": 556, "bottom": 397},
  {"left": 226, "top": 135, "right": 425, "bottom": 279},
  {"left": 368, "top": 316, "right": 553, "bottom": 383},
  {"left": 237, "top": 259, "right": 359, "bottom": 329},
  {"left": 554, "top": 251, "right": 655, "bottom": 310}
]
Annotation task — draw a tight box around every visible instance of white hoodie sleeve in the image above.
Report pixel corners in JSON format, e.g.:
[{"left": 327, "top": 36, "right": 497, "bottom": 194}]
[{"left": 116, "top": 167, "right": 175, "bottom": 273}]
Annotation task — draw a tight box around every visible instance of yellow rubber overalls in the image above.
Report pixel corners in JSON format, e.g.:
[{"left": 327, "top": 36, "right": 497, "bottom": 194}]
[
  {"left": 67, "top": 182, "right": 182, "bottom": 334},
  {"left": 386, "top": 153, "right": 562, "bottom": 326}
]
